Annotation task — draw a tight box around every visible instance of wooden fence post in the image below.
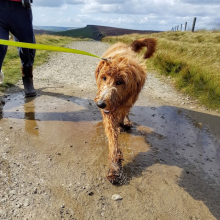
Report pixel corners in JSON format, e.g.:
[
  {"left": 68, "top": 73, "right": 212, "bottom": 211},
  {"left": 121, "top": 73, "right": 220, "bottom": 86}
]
[
  {"left": 191, "top": 17, "right": 197, "bottom": 32},
  {"left": 185, "top": 22, "right": 187, "bottom": 31}
]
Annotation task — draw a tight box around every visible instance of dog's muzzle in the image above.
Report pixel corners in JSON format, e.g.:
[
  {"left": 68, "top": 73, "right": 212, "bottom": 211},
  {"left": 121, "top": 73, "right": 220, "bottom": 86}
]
[{"left": 96, "top": 100, "right": 107, "bottom": 109}]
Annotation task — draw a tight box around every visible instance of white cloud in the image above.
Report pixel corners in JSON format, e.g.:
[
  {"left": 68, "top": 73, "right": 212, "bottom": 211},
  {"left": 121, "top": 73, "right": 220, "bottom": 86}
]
[
  {"left": 159, "top": 20, "right": 167, "bottom": 24},
  {"left": 32, "top": 0, "right": 220, "bottom": 30},
  {"left": 140, "top": 17, "right": 149, "bottom": 24}
]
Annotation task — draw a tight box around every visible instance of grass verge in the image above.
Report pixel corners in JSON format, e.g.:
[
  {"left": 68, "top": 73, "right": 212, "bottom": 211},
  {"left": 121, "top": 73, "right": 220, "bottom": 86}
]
[
  {"left": 0, "top": 34, "right": 79, "bottom": 92},
  {"left": 103, "top": 30, "right": 220, "bottom": 110}
]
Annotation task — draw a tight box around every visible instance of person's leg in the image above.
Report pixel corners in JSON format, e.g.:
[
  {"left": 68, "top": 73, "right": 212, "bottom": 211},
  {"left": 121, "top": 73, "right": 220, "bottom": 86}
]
[
  {"left": 0, "top": 1, "right": 9, "bottom": 84},
  {"left": 0, "top": 27, "right": 8, "bottom": 85},
  {"left": 0, "top": 27, "right": 8, "bottom": 71},
  {"left": 7, "top": 1, "right": 36, "bottom": 96},
  {"left": 8, "top": 2, "right": 36, "bottom": 67}
]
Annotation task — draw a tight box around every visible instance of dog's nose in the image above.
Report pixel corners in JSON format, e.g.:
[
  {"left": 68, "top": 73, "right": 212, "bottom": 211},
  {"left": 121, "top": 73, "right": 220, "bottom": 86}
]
[{"left": 96, "top": 100, "right": 107, "bottom": 109}]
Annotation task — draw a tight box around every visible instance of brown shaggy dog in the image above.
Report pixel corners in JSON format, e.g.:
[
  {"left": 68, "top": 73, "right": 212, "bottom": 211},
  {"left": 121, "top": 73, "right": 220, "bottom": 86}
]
[{"left": 94, "top": 38, "right": 157, "bottom": 184}]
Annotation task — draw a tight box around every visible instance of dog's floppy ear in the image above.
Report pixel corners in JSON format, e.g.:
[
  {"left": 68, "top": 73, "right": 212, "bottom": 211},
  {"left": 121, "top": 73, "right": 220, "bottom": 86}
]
[
  {"left": 95, "top": 59, "right": 112, "bottom": 79},
  {"left": 95, "top": 60, "right": 105, "bottom": 79},
  {"left": 130, "top": 38, "right": 157, "bottom": 59}
]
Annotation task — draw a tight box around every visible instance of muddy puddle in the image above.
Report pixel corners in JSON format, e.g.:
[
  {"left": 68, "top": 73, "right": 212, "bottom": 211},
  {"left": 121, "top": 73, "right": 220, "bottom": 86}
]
[{"left": 1, "top": 90, "right": 220, "bottom": 220}]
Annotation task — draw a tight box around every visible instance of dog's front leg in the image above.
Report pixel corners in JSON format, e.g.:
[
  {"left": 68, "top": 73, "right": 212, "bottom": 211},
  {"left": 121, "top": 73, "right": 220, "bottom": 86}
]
[{"left": 103, "top": 115, "right": 123, "bottom": 184}]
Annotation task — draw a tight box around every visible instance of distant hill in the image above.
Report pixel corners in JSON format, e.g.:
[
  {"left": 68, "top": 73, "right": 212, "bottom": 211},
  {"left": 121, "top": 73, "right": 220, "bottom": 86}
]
[
  {"left": 51, "top": 25, "right": 161, "bottom": 40},
  {"left": 34, "top": 26, "right": 78, "bottom": 32},
  {"left": 34, "top": 29, "right": 54, "bottom": 35},
  {"left": 33, "top": 26, "right": 80, "bottom": 35},
  {"left": 52, "top": 25, "right": 95, "bottom": 39}
]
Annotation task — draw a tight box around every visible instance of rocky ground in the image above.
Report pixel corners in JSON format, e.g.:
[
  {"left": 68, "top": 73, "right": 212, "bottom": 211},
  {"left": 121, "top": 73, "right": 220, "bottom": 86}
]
[{"left": 0, "top": 41, "right": 220, "bottom": 220}]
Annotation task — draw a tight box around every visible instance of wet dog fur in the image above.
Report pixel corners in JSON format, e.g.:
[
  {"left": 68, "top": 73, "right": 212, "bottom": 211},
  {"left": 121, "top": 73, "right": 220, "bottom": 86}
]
[{"left": 94, "top": 38, "right": 157, "bottom": 184}]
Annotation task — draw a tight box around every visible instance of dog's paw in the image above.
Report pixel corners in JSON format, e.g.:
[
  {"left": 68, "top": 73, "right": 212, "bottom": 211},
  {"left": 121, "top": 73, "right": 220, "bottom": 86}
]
[
  {"left": 121, "top": 116, "right": 132, "bottom": 131},
  {"left": 123, "top": 123, "right": 132, "bottom": 131},
  {"left": 107, "top": 160, "right": 124, "bottom": 184},
  {"left": 107, "top": 168, "right": 123, "bottom": 185}
]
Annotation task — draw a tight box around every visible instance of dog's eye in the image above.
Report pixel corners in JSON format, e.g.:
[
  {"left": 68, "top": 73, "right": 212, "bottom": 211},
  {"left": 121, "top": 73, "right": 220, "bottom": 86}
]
[
  {"left": 103, "top": 76, "right": 106, "bottom": 81},
  {"left": 116, "top": 80, "right": 123, "bottom": 85}
]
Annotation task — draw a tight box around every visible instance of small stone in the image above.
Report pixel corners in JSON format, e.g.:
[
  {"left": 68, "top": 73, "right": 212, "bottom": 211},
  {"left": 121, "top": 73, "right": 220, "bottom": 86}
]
[
  {"left": 33, "top": 188, "right": 38, "bottom": 194},
  {"left": 24, "top": 199, "right": 30, "bottom": 207},
  {"left": 34, "top": 127, "right": 38, "bottom": 129},
  {"left": 10, "top": 190, "right": 16, "bottom": 195},
  {"left": 88, "top": 192, "right": 94, "bottom": 196},
  {"left": 61, "top": 204, "right": 65, "bottom": 208},
  {"left": 13, "top": 209, "right": 19, "bottom": 216},
  {"left": 1, "top": 198, "right": 7, "bottom": 203},
  {"left": 198, "top": 123, "right": 202, "bottom": 127},
  {"left": 57, "top": 153, "right": 61, "bottom": 155},
  {"left": 112, "top": 194, "right": 123, "bottom": 201}
]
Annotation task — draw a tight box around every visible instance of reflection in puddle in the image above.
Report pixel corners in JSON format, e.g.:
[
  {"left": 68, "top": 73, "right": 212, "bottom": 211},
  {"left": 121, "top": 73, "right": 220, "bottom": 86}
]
[{"left": 24, "top": 100, "right": 39, "bottom": 137}]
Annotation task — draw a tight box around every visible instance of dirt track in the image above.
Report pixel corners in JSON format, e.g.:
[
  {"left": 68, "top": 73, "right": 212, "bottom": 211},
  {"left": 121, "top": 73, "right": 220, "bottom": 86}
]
[{"left": 0, "top": 41, "right": 220, "bottom": 220}]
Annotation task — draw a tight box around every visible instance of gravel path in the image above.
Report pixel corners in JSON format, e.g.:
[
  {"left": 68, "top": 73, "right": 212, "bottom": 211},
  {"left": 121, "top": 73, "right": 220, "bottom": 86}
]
[{"left": 0, "top": 41, "right": 220, "bottom": 220}]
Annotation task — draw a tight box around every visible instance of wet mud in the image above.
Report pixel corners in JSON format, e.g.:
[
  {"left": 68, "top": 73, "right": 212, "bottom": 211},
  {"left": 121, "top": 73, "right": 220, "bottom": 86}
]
[{"left": 0, "top": 41, "right": 220, "bottom": 220}]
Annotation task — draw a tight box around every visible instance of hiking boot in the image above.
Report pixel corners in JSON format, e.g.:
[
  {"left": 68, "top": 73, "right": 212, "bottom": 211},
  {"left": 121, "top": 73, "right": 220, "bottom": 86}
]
[
  {"left": 0, "top": 98, "right": 5, "bottom": 115},
  {"left": 21, "top": 66, "right": 37, "bottom": 97},
  {"left": 0, "top": 70, "right": 4, "bottom": 85}
]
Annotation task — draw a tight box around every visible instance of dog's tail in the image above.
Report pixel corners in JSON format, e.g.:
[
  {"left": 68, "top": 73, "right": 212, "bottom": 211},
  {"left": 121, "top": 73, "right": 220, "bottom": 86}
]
[{"left": 130, "top": 38, "right": 157, "bottom": 59}]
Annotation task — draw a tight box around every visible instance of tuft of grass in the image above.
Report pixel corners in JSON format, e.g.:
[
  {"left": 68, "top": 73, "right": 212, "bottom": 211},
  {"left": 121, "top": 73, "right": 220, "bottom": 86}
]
[
  {"left": 0, "top": 34, "right": 79, "bottom": 92},
  {"left": 102, "top": 30, "right": 220, "bottom": 110}
]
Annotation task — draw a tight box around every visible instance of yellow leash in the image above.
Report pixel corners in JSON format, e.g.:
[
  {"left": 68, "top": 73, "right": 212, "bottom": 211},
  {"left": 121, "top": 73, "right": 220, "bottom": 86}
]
[{"left": 0, "top": 39, "right": 102, "bottom": 59}]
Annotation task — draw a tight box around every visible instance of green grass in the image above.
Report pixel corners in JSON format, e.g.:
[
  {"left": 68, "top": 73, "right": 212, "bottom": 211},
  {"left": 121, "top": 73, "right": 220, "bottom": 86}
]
[
  {"left": 102, "top": 30, "right": 220, "bottom": 110},
  {"left": 0, "top": 34, "right": 78, "bottom": 92}
]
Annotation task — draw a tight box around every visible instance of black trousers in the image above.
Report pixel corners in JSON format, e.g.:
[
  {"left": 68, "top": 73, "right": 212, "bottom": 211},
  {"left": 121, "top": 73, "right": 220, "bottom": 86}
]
[{"left": 0, "top": 0, "right": 36, "bottom": 69}]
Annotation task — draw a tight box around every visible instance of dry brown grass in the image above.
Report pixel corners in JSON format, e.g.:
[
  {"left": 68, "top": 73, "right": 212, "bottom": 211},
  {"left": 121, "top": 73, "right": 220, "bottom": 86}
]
[
  {"left": 1, "top": 35, "right": 77, "bottom": 91},
  {"left": 102, "top": 30, "right": 220, "bottom": 110}
]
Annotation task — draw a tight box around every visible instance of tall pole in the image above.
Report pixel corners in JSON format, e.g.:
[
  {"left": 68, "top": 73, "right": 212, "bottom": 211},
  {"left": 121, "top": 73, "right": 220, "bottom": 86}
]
[
  {"left": 192, "top": 17, "right": 197, "bottom": 32},
  {"left": 185, "top": 22, "right": 187, "bottom": 31}
]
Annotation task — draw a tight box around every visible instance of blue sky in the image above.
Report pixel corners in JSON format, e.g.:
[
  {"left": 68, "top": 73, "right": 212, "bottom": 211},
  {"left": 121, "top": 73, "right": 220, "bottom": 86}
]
[{"left": 32, "top": 0, "right": 220, "bottom": 31}]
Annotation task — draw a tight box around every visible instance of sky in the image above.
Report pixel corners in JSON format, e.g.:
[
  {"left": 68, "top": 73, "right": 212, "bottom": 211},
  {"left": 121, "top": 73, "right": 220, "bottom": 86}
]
[{"left": 32, "top": 0, "right": 220, "bottom": 31}]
